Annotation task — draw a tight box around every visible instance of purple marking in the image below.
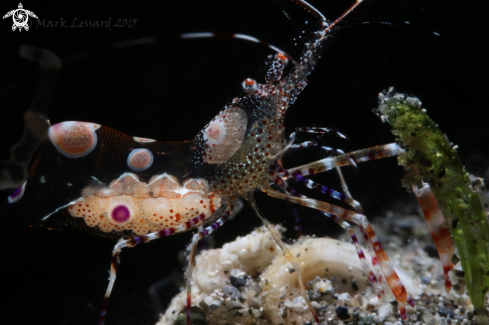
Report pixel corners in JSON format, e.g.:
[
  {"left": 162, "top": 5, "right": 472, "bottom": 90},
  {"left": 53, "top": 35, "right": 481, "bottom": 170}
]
[
  {"left": 289, "top": 202, "right": 303, "bottom": 236},
  {"left": 8, "top": 181, "right": 26, "bottom": 204},
  {"left": 351, "top": 233, "right": 358, "bottom": 242},
  {"left": 133, "top": 235, "right": 148, "bottom": 244},
  {"left": 400, "top": 305, "right": 407, "bottom": 319},
  {"left": 286, "top": 186, "right": 300, "bottom": 196},
  {"left": 111, "top": 205, "right": 131, "bottom": 223},
  {"left": 10, "top": 187, "right": 22, "bottom": 198},
  {"left": 158, "top": 228, "right": 171, "bottom": 237},
  {"left": 325, "top": 212, "right": 339, "bottom": 222},
  {"left": 368, "top": 272, "right": 376, "bottom": 282},
  {"left": 407, "top": 296, "right": 415, "bottom": 307},
  {"left": 186, "top": 213, "right": 206, "bottom": 228},
  {"left": 324, "top": 186, "right": 332, "bottom": 196}
]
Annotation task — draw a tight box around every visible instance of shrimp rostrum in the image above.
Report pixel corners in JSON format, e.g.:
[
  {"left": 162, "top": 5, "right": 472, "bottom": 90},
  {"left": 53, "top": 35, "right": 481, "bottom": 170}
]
[{"left": 2, "top": 1, "right": 414, "bottom": 324}]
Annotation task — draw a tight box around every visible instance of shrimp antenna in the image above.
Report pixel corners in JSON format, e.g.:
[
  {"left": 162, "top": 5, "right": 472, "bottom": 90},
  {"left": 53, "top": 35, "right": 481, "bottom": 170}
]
[
  {"left": 0, "top": 33, "right": 297, "bottom": 99},
  {"left": 270, "top": 0, "right": 299, "bottom": 31}
]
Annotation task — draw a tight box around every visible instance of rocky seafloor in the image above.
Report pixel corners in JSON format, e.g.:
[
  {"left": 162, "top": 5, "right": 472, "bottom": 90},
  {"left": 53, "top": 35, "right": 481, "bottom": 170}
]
[{"left": 158, "top": 212, "right": 483, "bottom": 325}]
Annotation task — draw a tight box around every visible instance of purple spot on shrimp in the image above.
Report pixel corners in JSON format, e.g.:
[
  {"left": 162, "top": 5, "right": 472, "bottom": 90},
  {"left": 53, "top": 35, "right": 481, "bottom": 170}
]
[
  {"left": 11, "top": 187, "right": 22, "bottom": 198},
  {"left": 111, "top": 205, "right": 131, "bottom": 223},
  {"left": 407, "top": 296, "right": 415, "bottom": 307},
  {"left": 158, "top": 228, "right": 175, "bottom": 237},
  {"left": 8, "top": 181, "right": 26, "bottom": 204}
]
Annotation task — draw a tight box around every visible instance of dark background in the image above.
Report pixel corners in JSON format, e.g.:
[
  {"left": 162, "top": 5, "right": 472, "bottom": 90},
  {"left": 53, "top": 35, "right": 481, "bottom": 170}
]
[{"left": 0, "top": 0, "right": 488, "bottom": 324}]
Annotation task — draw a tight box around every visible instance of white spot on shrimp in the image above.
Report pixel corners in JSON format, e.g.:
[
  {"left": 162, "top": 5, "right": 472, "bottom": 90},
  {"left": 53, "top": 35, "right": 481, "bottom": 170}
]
[
  {"left": 127, "top": 148, "right": 154, "bottom": 172},
  {"left": 203, "top": 106, "right": 247, "bottom": 164},
  {"left": 204, "top": 120, "right": 226, "bottom": 145},
  {"left": 133, "top": 137, "right": 156, "bottom": 143},
  {"left": 48, "top": 121, "right": 100, "bottom": 158}
]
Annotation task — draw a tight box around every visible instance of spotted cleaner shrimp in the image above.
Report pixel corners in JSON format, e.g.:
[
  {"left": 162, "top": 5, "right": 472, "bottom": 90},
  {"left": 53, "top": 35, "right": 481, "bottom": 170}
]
[{"left": 1, "top": 0, "right": 486, "bottom": 324}]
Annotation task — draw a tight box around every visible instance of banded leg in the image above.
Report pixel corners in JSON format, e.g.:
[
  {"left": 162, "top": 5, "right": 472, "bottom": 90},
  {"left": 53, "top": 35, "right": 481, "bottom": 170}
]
[
  {"left": 247, "top": 196, "right": 321, "bottom": 325},
  {"left": 266, "top": 190, "right": 414, "bottom": 319},
  {"left": 294, "top": 126, "right": 347, "bottom": 140},
  {"left": 351, "top": 213, "right": 415, "bottom": 317},
  {"left": 288, "top": 141, "right": 345, "bottom": 156},
  {"left": 285, "top": 170, "right": 362, "bottom": 212},
  {"left": 412, "top": 182, "right": 454, "bottom": 291},
  {"left": 358, "top": 226, "right": 384, "bottom": 284},
  {"left": 287, "top": 125, "right": 347, "bottom": 156},
  {"left": 333, "top": 167, "right": 385, "bottom": 292},
  {"left": 273, "top": 162, "right": 360, "bottom": 213},
  {"left": 280, "top": 171, "right": 385, "bottom": 299},
  {"left": 325, "top": 212, "right": 385, "bottom": 299},
  {"left": 185, "top": 209, "right": 232, "bottom": 325},
  {"left": 98, "top": 204, "right": 227, "bottom": 325},
  {"left": 287, "top": 143, "right": 404, "bottom": 177}
]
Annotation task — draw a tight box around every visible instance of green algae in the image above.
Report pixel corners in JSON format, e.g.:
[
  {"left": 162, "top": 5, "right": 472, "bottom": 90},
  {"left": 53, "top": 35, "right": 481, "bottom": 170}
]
[{"left": 377, "top": 90, "right": 489, "bottom": 323}]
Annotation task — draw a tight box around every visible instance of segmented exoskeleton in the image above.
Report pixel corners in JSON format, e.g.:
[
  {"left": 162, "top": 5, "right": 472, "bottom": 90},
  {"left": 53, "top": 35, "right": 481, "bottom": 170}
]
[{"left": 2, "top": 1, "right": 423, "bottom": 324}]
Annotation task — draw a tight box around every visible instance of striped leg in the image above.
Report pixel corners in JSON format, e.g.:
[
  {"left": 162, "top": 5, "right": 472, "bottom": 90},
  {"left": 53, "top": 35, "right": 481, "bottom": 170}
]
[
  {"left": 278, "top": 171, "right": 385, "bottom": 299},
  {"left": 272, "top": 162, "right": 361, "bottom": 213},
  {"left": 279, "top": 143, "right": 404, "bottom": 281},
  {"left": 412, "top": 182, "right": 454, "bottom": 291},
  {"left": 98, "top": 208, "right": 222, "bottom": 325},
  {"left": 351, "top": 213, "right": 416, "bottom": 317},
  {"left": 185, "top": 209, "right": 232, "bottom": 325},
  {"left": 333, "top": 167, "right": 385, "bottom": 295},
  {"left": 247, "top": 196, "right": 321, "bottom": 325},
  {"left": 358, "top": 226, "right": 384, "bottom": 284},
  {"left": 287, "top": 143, "right": 404, "bottom": 177},
  {"left": 286, "top": 171, "right": 362, "bottom": 212},
  {"left": 294, "top": 126, "right": 347, "bottom": 140},
  {"left": 326, "top": 212, "right": 385, "bottom": 299},
  {"left": 288, "top": 141, "right": 345, "bottom": 156},
  {"left": 287, "top": 126, "right": 346, "bottom": 156},
  {"left": 266, "top": 190, "right": 414, "bottom": 319}
]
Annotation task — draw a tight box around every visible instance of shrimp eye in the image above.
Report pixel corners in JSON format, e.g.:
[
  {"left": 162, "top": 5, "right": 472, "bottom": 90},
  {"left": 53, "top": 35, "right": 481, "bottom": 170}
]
[
  {"left": 241, "top": 78, "right": 257, "bottom": 94},
  {"left": 275, "top": 52, "right": 288, "bottom": 64}
]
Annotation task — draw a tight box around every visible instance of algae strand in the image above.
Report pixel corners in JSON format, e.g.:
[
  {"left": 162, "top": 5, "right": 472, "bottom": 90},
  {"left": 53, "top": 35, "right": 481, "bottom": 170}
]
[{"left": 376, "top": 89, "right": 489, "bottom": 323}]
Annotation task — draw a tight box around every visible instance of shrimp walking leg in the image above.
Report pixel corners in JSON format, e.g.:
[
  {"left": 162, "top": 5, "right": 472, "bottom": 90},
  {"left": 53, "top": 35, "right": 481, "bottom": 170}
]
[
  {"left": 248, "top": 196, "right": 321, "bottom": 325},
  {"left": 185, "top": 208, "right": 232, "bottom": 325},
  {"left": 266, "top": 190, "right": 414, "bottom": 319},
  {"left": 98, "top": 202, "right": 229, "bottom": 325}
]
